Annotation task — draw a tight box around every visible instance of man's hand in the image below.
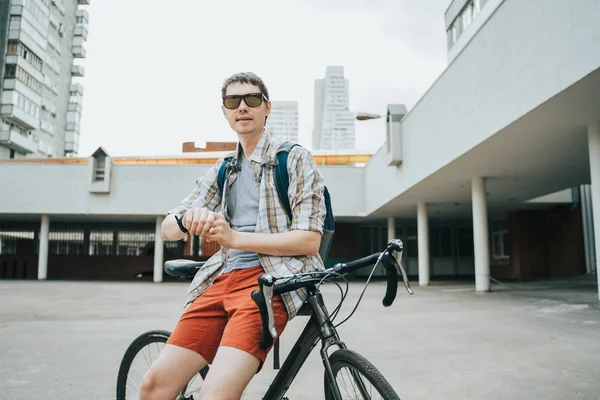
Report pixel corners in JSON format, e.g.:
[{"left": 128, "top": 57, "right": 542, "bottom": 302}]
[
  {"left": 205, "top": 213, "right": 236, "bottom": 248},
  {"left": 182, "top": 208, "right": 219, "bottom": 236}
]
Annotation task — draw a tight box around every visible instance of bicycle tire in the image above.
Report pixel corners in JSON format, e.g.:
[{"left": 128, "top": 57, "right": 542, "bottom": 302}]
[
  {"left": 324, "top": 349, "right": 400, "bottom": 400},
  {"left": 116, "top": 329, "right": 210, "bottom": 400}
]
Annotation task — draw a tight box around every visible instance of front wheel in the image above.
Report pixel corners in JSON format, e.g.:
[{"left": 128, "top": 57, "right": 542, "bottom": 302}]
[
  {"left": 116, "top": 330, "right": 210, "bottom": 400},
  {"left": 324, "top": 349, "right": 400, "bottom": 400}
]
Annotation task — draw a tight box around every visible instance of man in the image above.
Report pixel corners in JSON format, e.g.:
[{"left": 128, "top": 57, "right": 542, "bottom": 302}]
[{"left": 140, "top": 72, "right": 327, "bottom": 399}]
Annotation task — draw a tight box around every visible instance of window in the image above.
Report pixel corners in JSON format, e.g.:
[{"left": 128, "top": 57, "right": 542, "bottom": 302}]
[
  {"left": 94, "top": 154, "right": 106, "bottom": 181},
  {"left": 10, "top": 16, "right": 47, "bottom": 50},
  {"left": 47, "top": 33, "right": 62, "bottom": 54},
  {"left": 491, "top": 218, "right": 509, "bottom": 259},
  {"left": 40, "top": 120, "right": 55, "bottom": 135},
  {"left": 8, "top": 65, "right": 43, "bottom": 94},
  {"left": 356, "top": 224, "right": 387, "bottom": 258},
  {"left": 6, "top": 41, "right": 43, "bottom": 73},
  {"left": 406, "top": 226, "right": 418, "bottom": 258},
  {"left": 45, "top": 53, "right": 60, "bottom": 73},
  {"left": 49, "top": 227, "right": 84, "bottom": 256},
  {"left": 10, "top": 91, "right": 40, "bottom": 119},
  {"left": 430, "top": 226, "right": 453, "bottom": 258},
  {"left": 5, "top": 65, "right": 16, "bottom": 78},
  {"left": 457, "top": 227, "right": 474, "bottom": 257},
  {"left": 446, "top": 0, "right": 482, "bottom": 49},
  {"left": 0, "top": 226, "right": 35, "bottom": 255}
]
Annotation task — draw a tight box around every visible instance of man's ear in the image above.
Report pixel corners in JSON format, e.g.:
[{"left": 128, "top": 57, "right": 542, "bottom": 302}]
[
  {"left": 266, "top": 100, "right": 272, "bottom": 116},
  {"left": 221, "top": 105, "right": 227, "bottom": 118}
]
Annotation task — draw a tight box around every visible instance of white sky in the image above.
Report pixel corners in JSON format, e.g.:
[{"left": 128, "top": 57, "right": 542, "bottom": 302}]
[{"left": 78, "top": 0, "right": 451, "bottom": 157}]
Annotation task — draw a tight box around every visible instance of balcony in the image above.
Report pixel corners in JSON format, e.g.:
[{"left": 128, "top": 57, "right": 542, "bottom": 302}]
[
  {"left": 0, "top": 126, "right": 37, "bottom": 153},
  {"left": 76, "top": 9, "right": 89, "bottom": 23},
  {"left": 72, "top": 46, "right": 86, "bottom": 59},
  {"left": 0, "top": 104, "right": 39, "bottom": 130},
  {"left": 74, "top": 23, "right": 89, "bottom": 39},
  {"left": 71, "top": 65, "right": 85, "bottom": 77},
  {"left": 70, "top": 83, "right": 84, "bottom": 95},
  {"left": 65, "top": 130, "right": 79, "bottom": 144},
  {"left": 65, "top": 131, "right": 79, "bottom": 154},
  {"left": 78, "top": 0, "right": 90, "bottom": 4},
  {"left": 68, "top": 103, "right": 83, "bottom": 113},
  {"left": 65, "top": 141, "right": 79, "bottom": 154},
  {"left": 73, "top": 36, "right": 86, "bottom": 47},
  {"left": 5, "top": 54, "right": 44, "bottom": 83},
  {"left": 66, "top": 121, "right": 80, "bottom": 133}
]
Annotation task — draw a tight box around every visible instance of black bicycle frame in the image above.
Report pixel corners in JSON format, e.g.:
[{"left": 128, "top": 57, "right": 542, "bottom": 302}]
[{"left": 261, "top": 285, "right": 347, "bottom": 400}]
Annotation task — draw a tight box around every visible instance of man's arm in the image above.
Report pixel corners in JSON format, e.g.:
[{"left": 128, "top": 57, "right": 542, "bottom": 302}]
[
  {"left": 162, "top": 158, "right": 225, "bottom": 240},
  {"left": 231, "top": 230, "right": 321, "bottom": 256},
  {"left": 206, "top": 215, "right": 321, "bottom": 255}
]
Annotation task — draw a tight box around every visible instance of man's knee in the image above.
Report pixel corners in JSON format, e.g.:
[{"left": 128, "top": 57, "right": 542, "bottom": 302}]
[{"left": 140, "top": 368, "right": 161, "bottom": 399}]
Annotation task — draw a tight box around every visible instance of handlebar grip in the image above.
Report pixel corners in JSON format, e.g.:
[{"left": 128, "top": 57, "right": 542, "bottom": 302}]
[
  {"left": 251, "top": 289, "right": 274, "bottom": 349},
  {"left": 381, "top": 252, "right": 399, "bottom": 307}
]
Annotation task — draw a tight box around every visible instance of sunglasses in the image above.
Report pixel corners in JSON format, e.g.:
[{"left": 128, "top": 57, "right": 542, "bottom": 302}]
[{"left": 222, "top": 93, "right": 268, "bottom": 110}]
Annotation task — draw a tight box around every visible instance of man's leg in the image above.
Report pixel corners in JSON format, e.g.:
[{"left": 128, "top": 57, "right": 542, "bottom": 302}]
[
  {"left": 200, "top": 346, "right": 261, "bottom": 399},
  {"left": 140, "top": 344, "right": 208, "bottom": 400},
  {"left": 140, "top": 273, "right": 230, "bottom": 399}
]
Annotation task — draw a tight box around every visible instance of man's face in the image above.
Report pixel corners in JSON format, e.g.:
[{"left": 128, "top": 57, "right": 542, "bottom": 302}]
[{"left": 222, "top": 82, "right": 271, "bottom": 136}]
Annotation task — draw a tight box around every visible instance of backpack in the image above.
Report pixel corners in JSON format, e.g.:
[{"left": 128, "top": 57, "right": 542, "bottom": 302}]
[{"left": 217, "top": 142, "right": 335, "bottom": 262}]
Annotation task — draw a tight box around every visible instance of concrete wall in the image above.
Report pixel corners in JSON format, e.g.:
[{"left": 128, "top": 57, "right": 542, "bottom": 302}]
[
  {"left": 365, "top": 0, "right": 600, "bottom": 215},
  {"left": 447, "top": 0, "right": 504, "bottom": 63},
  {"left": 0, "top": 144, "right": 11, "bottom": 158},
  {"left": 0, "top": 162, "right": 366, "bottom": 217}
]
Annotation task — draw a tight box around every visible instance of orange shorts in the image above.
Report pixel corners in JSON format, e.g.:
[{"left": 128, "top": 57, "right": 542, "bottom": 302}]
[{"left": 167, "top": 266, "right": 288, "bottom": 369}]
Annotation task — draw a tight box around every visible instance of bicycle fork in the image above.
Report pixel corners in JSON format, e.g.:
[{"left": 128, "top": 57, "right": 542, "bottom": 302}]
[{"left": 308, "top": 291, "right": 365, "bottom": 400}]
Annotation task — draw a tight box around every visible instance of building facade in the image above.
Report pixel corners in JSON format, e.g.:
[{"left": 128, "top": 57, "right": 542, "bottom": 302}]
[
  {"left": 265, "top": 101, "right": 298, "bottom": 143},
  {"left": 1, "top": 0, "right": 599, "bottom": 298},
  {"left": 312, "top": 66, "right": 356, "bottom": 150},
  {"left": 0, "top": 0, "right": 90, "bottom": 160}
]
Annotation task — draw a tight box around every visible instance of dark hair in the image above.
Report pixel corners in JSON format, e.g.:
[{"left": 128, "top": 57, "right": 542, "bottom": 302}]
[{"left": 221, "top": 72, "right": 270, "bottom": 100}]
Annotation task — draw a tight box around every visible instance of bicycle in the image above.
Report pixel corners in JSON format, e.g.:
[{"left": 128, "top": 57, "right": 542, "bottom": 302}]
[{"left": 116, "top": 239, "right": 413, "bottom": 399}]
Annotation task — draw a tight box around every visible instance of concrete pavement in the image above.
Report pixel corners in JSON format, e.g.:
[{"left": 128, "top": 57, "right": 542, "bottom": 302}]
[{"left": 0, "top": 279, "right": 599, "bottom": 399}]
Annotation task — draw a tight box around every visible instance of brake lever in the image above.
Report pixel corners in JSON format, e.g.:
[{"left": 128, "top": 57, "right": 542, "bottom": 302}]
[
  {"left": 395, "top": 252, "right": 414, "bottom": 295},
  {"left": 258, "top": 274, "right": 278, "bottom": 339}
]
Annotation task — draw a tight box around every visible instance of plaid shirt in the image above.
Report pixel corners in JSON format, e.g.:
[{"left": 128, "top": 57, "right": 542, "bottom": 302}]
[{"left": 168, "top": 132, "right": 327, "bottom": 320}]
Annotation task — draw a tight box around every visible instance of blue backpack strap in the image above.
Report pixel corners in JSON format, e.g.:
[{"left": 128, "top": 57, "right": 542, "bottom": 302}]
[
  {"left": 275, "top": 142, "right": 300, "bottom": 222},
  {"left": 217, "top": 156, "right": 234, "bottom": 195}
]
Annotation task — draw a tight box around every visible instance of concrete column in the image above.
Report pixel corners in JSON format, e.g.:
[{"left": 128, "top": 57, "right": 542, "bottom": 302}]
[
  {"left": 83, "top": 226, "right": 90, "bottom": 256},
  {"left": 154, "top": 216, "right": 165, "bottom": 283},
  {"left": 387, "top": 217, "right": 395, "bottom": 242},
  {"left": 37, "top": 215, "right": 49, "bottom": 280},
  {"left": 417, "top": 202, "right": 430, "bottom": 286},
  {"left": 587, "top": 122, "right": 600, "bottom": 300},
  {"left": 472, "top": 177, "right": 490, "bottom": 292},
  {"left": 112, "top": 231, "right": 118, "bottom": 255}
]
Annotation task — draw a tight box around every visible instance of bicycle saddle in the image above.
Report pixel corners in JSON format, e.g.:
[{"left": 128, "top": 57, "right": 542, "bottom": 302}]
[{"left": 164, "top": 259, "right": 205, "bottom": 278}]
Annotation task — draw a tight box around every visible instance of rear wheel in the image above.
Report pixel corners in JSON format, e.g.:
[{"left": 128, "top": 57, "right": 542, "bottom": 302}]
[
  {"left": 324, "top": 349, "right": 400, "bottom": 400},
  {"left": 116, "top": 330, "right": 210, "bottom": 400}
]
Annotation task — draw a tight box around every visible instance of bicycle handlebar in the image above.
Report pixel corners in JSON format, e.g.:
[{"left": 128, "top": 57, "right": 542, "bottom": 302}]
[{"left": 251, "top": 239, "right": 412, "bottom": 349}]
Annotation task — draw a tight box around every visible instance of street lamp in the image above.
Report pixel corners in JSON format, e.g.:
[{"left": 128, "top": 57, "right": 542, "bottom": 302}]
[{"left": 355, "top": 112, "right": 382, "bottom": 121}]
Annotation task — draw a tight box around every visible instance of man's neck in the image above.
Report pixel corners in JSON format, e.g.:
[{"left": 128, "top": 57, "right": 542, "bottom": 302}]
[{"left": 238, "top": 128, "right": 264, "bottom": 159}]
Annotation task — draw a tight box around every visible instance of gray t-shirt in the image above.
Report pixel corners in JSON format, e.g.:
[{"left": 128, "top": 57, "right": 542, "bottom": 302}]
[{"left": 222, "top": 154, "right": 262, "bottom": 273}]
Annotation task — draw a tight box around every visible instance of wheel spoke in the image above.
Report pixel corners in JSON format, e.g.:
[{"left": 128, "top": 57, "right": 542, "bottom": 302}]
[
  {"left": 127, "top": 374, "right": 141, "bottom": 393},
  {"left": 329, "top": 352, "right": 397, "bottom": 400},
  {"left": 147, "top": 344, "right": 154, "bottom": 366}
]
